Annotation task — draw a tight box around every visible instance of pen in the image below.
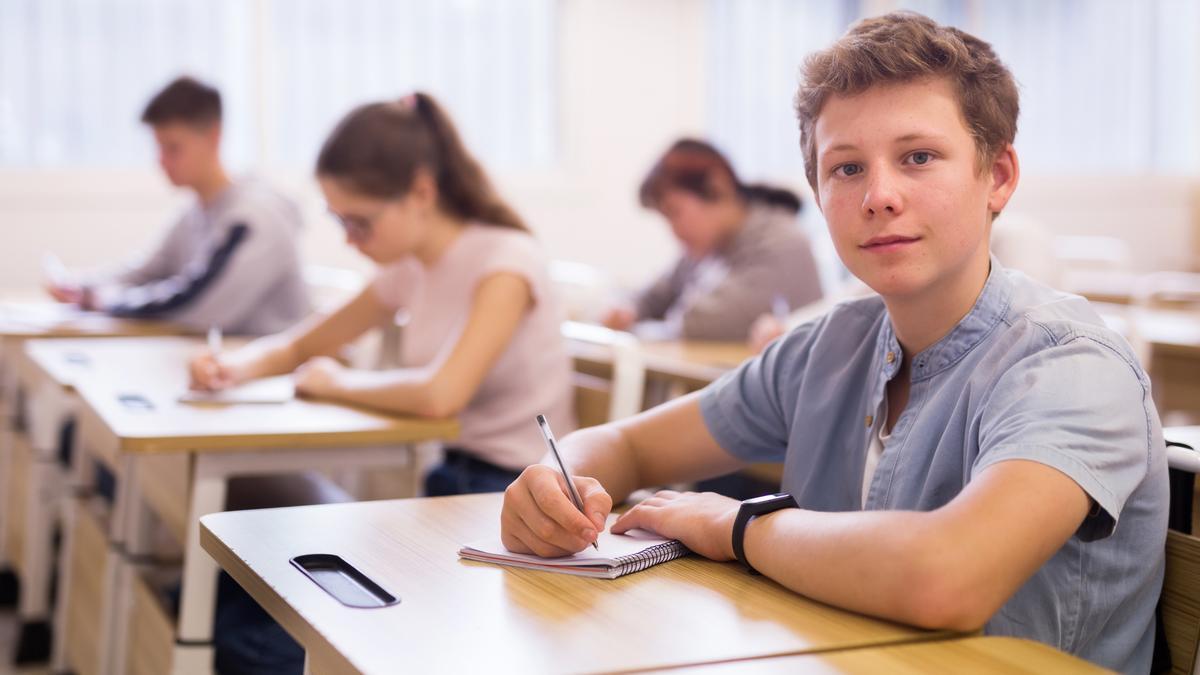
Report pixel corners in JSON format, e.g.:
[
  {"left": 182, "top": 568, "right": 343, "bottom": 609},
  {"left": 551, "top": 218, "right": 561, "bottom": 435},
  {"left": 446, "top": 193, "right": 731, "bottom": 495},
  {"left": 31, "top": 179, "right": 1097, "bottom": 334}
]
[
  {"left": 536, "top": 413, "right": 599, "bottom": 550},
  {"left": 771, "top": 293, "right": 791, "bottom": 324},
  {"left": 207, "top": 325, "right": 223, "bottom": 357}
]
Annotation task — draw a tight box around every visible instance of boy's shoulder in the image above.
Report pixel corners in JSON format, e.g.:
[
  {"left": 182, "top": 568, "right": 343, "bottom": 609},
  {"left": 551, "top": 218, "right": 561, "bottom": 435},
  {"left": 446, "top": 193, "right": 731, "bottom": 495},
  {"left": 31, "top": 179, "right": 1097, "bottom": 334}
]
[
  {"left": 1000, "top": 269, "right": 1138, "bottom": 363},
  {"left": 219, "top": 178, "right": 302, "bottom": 232}
]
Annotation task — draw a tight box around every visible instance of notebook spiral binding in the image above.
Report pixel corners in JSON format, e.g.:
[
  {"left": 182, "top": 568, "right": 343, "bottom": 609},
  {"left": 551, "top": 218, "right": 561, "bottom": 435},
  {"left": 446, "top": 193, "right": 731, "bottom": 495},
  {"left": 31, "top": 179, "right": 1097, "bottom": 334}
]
[{"left": 615, "top": 540, "right": 690, "bottom": 574}]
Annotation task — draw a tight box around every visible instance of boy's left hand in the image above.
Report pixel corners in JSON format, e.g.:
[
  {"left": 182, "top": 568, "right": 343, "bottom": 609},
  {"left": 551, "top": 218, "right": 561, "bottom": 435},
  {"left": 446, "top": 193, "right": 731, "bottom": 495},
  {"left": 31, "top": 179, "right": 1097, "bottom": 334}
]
[{"left": 611, "top": 490, "right": 740, "bottom": 561}]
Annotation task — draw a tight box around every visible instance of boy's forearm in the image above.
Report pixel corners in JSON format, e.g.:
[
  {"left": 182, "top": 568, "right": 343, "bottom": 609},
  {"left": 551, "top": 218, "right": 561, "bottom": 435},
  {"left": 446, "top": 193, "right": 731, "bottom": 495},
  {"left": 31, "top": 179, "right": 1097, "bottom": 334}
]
[
  {"left": 555, "top": 425, "right": 644, "bottom": 504},
  {"left": 742, "top": 507, "right": 988, "bottom": 631}
]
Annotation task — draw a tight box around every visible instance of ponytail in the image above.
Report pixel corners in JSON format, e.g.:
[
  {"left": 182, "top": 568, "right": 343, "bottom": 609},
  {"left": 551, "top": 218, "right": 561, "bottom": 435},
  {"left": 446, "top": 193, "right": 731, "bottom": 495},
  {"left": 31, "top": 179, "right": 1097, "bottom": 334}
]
[
  {"left": 739, "top": 183, "right": 803, "bottom": 214},
  {"left": 316, "top": 92, "right": 528, "bottom": 232},
  {"left": 409, "top": 93, "right": 527, "bottom": 231}
]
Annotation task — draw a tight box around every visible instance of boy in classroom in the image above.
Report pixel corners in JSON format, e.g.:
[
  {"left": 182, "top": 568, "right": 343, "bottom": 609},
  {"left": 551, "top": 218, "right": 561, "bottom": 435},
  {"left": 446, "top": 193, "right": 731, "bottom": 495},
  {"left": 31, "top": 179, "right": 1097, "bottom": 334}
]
[
  {"left": 46, "top": 75, "right": 310, "bottom": 335},
  {"left": 501, "top": 12, "right": 1167, "bottom": 672}
]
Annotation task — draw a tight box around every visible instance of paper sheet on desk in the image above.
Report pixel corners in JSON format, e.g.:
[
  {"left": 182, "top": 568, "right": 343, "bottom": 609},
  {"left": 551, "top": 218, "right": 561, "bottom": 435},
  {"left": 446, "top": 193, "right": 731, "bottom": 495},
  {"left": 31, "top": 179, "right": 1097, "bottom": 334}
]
[
  {"left": 0, "top": 302, "right": 91, "bottom": 328},
  {"left": 179, "top": 375, "right": 295, "bottom": 405}
]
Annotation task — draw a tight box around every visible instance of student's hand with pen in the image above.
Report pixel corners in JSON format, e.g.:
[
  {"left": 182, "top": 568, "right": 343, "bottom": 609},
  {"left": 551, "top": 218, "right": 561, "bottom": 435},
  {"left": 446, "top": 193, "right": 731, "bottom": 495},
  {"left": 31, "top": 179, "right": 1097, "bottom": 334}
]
[
  {"left": 611, "top": 490, "right": 740, "bottom": 562},
  {"left": 45, "top": 282, "right": 85, "bottom": 305},
  {"left": 188, "top": 350, "right": 238, "bottom": 391},
  {"left": 501, "top": 465, "right": 612, "bottom": 557}
]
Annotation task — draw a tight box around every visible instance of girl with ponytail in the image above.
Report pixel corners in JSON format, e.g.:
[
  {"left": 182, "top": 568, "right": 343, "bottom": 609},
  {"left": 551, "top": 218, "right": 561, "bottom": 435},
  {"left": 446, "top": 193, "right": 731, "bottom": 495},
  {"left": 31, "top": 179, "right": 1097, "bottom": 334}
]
[
  {"left": 603, "top": 138, "right": 824, "bottom": 341},
  {"left": 190, "top": 92, "right": 575, "bottom": 495}
]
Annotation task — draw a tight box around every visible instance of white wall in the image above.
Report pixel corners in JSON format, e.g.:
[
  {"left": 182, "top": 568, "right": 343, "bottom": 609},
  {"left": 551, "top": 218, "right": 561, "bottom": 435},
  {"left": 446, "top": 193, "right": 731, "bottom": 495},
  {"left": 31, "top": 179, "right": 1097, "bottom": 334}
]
[{"left": 0, "top": 0, "right": 1197, "bottom": 297}]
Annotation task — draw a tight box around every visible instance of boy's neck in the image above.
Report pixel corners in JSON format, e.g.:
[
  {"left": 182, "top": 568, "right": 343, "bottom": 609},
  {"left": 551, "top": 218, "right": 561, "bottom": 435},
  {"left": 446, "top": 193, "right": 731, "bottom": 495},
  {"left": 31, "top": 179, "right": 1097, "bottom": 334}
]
[
  {"left": 884, "top": 254, "right": 991, "bottom": 359},
  {"left": 193, "top": 164, "right": 232, "bottom": 206}
]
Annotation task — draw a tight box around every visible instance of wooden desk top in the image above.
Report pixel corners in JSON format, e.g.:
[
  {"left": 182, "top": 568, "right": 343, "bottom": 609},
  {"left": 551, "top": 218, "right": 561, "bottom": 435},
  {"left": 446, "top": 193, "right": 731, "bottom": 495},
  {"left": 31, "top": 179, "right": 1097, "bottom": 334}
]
[
  {"left": 21, "top": 336, "right": 246, "bottom": 393},
  {"left": 0, "top": 300, "right": 187, "bottom": 340},
  {"left": 569, "top": 335, "right": 754, "bottom": 384},
  {"left": 201, "top": 493, "right": 948, "bottom": 674},
  {"left": 57, "top": 337, "right": 457, "bottom": 454},
  {"left": 652, "top": 636, "right": 1107, "bottom": 674}
]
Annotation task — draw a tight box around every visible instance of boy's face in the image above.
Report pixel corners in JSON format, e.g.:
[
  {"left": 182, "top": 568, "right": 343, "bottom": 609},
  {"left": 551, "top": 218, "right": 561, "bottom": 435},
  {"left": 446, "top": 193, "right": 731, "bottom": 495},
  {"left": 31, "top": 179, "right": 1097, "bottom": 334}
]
[
  {"left": 152, "top": 121, "right": 220, "bottom": 188},
  {"left": 812, "top": 77, "right": 1017, "bottom": 300}
]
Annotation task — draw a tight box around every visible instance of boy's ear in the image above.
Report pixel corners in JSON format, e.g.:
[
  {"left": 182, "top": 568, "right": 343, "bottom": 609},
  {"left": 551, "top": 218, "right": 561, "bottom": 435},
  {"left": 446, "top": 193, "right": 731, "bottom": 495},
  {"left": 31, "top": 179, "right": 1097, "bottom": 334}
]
[
  {"left": 202, "top": 122, "right": 222, "bottom": 150},
  {"left": 987, "top": 144, "right": 1020, "bottom": 215}
]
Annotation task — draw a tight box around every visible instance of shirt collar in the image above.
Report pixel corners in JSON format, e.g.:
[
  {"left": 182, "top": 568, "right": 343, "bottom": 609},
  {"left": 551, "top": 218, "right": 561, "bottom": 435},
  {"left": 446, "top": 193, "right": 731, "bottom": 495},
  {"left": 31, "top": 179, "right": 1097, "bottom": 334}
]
[{"left": 877, "top": 256, "right": 1014, "bottom": 382}]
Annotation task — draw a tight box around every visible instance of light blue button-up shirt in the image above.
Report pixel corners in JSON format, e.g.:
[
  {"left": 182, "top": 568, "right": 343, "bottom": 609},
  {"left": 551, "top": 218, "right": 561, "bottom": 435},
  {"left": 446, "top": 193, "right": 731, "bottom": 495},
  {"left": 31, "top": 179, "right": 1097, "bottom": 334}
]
[{"left": 700, "top": 259, "right": 1167, "bottom": 673}]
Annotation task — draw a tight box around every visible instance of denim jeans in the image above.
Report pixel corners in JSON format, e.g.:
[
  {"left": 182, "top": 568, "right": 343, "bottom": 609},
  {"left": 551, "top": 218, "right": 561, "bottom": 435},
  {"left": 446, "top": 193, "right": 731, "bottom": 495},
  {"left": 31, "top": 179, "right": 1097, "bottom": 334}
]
[{"left": 423, "top": 448, "right": 523, "bottom": 496}]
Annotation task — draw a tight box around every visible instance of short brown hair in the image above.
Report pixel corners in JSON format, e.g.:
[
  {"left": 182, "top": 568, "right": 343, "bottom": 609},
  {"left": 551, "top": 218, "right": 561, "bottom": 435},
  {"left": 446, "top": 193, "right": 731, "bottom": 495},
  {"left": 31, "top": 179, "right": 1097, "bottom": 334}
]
[
  {"left": 141, "top": 76, "right": 222, "bottom": 128},
  {"left": 794, "top": 11, "right": 1018, "bottom": 191}
]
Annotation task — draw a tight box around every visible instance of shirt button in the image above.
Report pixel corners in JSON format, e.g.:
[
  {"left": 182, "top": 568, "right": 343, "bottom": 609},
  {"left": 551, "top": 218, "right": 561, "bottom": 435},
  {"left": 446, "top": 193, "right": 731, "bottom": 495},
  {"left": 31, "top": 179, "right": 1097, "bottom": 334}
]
[
  {"left": 886, "top": 351, "right": 896, "bottom": 364},
  {"left": 865, "top": 415, "right": 874, "bottom": 428}
]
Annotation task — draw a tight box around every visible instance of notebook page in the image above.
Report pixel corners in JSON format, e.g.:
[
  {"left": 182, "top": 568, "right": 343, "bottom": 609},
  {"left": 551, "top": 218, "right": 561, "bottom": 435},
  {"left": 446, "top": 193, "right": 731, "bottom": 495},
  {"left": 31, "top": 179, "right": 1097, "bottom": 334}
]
[
  {"left": 179, "top": 375, "right": 295, "bottom": 405},
  {"left": 461, "top": 515, "right": 673, "bottom": 568}
]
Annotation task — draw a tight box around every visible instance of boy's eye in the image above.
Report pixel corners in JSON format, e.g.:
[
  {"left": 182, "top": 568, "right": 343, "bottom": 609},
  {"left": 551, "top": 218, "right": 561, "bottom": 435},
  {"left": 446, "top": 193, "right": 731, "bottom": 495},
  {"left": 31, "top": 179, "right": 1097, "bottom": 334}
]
[{"left": 909, "top": 151, "right": 932, "bottom": 165}]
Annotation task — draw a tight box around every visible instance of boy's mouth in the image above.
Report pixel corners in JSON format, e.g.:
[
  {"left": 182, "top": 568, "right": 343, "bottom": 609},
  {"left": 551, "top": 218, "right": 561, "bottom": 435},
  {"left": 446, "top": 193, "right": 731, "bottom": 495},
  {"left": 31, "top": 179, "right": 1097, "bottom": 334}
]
[{"left": 860, "top": 234, "right": 921, "bottom": 251}]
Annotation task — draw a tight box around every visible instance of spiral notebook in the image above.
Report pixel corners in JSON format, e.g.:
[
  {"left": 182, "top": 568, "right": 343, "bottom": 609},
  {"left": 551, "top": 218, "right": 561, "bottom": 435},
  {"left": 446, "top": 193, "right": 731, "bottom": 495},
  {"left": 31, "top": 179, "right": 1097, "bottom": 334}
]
[{"left": 458, "top": 517, "right": 690, "bottom": 579}]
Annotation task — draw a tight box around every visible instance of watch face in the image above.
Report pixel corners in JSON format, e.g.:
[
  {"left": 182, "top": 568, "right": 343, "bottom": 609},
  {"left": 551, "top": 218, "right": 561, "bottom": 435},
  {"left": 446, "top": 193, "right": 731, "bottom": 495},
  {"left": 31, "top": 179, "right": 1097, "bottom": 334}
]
[{"left": 745, "top": 492, "right": 790, "bottom": 506}]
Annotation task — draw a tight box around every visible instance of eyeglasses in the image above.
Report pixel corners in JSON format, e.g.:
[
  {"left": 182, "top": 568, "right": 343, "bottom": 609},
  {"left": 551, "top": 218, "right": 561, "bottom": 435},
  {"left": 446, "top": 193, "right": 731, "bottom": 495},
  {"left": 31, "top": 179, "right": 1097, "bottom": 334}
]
[{"left": 327, "top": 204, "right": 390, "bottom": 243}]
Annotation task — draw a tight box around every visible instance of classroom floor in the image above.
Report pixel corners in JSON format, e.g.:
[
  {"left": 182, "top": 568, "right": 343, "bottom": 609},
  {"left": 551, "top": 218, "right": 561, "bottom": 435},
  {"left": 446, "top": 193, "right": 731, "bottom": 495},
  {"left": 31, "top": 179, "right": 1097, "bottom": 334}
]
[{"left": 0, "top": 612, "right": 49, "bottom": 675}]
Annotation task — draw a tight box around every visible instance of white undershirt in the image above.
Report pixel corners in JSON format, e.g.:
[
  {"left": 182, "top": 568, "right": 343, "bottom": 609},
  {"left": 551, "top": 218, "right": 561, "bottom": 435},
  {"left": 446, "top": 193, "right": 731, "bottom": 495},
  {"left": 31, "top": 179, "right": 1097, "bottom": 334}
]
[{"left": 862, "top": 396, "right": 891, "bottom": 508}]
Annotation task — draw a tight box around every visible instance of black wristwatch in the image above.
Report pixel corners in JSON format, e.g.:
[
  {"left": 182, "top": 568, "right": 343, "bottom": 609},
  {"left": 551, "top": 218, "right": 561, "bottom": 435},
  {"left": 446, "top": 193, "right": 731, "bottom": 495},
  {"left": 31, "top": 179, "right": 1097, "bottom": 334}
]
[{"left": 732, "top": 492, "right": 798, "bottom": 575}]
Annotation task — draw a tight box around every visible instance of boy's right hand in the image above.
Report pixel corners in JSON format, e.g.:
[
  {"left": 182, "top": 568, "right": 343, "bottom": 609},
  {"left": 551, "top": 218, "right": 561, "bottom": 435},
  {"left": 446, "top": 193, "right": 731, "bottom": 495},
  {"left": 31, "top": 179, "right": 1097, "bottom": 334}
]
[
  {"left": 189, "top": 349, "right": 236, "bottom": 391},
  {"left": 45, "top": 282, "right": 84, "bottom": 305},
  {"left": 501, "top": 464, "right": 613, "bottom": 558}
]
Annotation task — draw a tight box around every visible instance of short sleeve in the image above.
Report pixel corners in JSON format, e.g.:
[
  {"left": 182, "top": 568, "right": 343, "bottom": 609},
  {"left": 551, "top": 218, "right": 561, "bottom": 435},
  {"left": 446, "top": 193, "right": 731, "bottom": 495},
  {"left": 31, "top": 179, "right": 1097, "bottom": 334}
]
[
  {"left": 699, "top": 325, "right": 813, "bottom": 463},
  {"left": 371, "top": 261, "right": 421, "bottom": 310},
  {"left": 473, "top": 233, "right": 548, "bottom": 307},
  {"left": 974, "top": 333, "right": 1154, "bottom": 541}
]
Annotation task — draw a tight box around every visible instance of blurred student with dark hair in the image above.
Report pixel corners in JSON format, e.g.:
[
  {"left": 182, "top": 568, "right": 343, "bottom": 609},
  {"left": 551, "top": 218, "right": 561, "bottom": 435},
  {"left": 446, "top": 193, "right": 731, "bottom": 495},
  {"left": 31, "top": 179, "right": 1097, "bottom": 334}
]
[
  {"left": 46, "top": 75, "right": 309, "bottom": 335},
  {"left": 602, "top": 138, "right": 822, "bottom": 341}
]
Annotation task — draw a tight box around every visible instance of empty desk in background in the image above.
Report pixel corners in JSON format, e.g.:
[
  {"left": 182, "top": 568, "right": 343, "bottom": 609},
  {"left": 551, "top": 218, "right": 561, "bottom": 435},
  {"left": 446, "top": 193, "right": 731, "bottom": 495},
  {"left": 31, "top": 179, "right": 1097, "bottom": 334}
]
[
  {"left": 201, "top": 492, "right": 953, "bottom": 674},
  {"left": 0, "top": 301, "right": 184, "bottom": 664},
  {"left": 48, "top": 336, "right": 457, "bottom": 675},
  {"left": 565, "top": 327, "right": 779, "bottom": 487},
  {"left": 1095, "top": 303, "right": 1200, "bottom": 418},
  {"left": 567, "top": 328, "right": 753, "bottom": 396}
]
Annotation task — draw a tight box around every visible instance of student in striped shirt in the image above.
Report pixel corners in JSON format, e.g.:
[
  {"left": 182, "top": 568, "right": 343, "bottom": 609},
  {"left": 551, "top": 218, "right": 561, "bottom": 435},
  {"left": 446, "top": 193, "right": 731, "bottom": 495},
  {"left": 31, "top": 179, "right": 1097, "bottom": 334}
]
[{"left": 46, "top": 76, "right": 309, "bottom": 336}]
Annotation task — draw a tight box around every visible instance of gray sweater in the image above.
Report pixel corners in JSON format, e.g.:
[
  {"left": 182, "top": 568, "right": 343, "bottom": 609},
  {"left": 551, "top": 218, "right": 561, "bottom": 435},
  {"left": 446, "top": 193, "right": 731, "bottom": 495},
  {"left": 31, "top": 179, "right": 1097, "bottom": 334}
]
[
  {"left": 635, "top": 203, "right": 822, "bottom": 341},
  {"left": 86, "top": 178, "right": 311, "bottom": 335}
]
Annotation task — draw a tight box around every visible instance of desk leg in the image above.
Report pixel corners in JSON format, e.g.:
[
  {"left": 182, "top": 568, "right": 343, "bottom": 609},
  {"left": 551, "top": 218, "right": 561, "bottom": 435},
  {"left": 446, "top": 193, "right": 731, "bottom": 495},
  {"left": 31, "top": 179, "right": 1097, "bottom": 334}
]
[
  {"left": 0, "top": 339, "right": 20, "bottom": 577},
  {"left": 14, "top": 385, "right": 73, "bottom": 663},
  {"left": 48, "top": 495, "right": 77, "bottom": 673},
  {"left": 107, "top": 451, "right": 166, "bottom": 675},
  {"left": 172, "top": 454, "right": 227, "bottom": 675},
  {"left": 49, "top": 419, "right": 88, "bottom": 673},
  {"left": 94, "top": 453, "right": 141, "bottom": 675}
]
